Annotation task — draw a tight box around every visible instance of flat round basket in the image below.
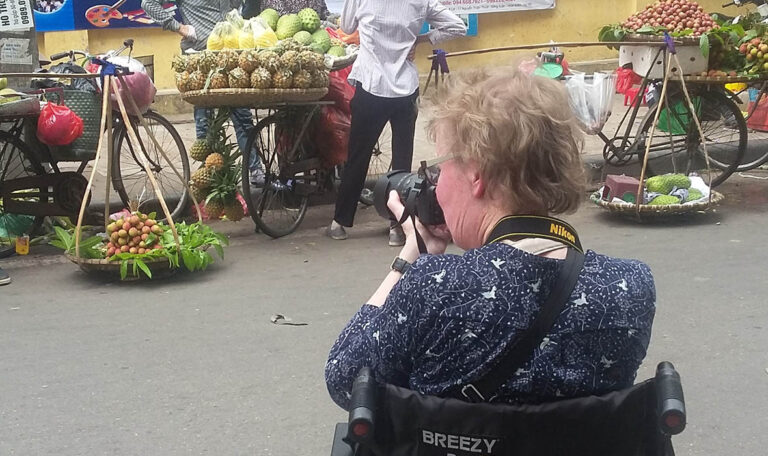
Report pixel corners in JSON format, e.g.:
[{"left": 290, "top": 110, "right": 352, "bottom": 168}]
[
  {"left": 624, "top": 33, "right": 700, "bottom": 45},
  {"left": 590, "top": 191, "right": 725, "bottom": 217},
  {"left": 181, "top": 88, "right": 329, "bottom": 108},
  {"left": 65, "top": 253, "right": 177, "bottom": 281}
]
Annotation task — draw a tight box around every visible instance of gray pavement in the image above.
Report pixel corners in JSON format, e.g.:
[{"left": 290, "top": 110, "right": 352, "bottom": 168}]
[{"left": 2, "top": 93, "right": 768, "bottom": 455}]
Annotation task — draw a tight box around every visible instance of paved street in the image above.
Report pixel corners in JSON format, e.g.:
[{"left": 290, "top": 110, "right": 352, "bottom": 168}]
[{"left": 1, "top": 93, "right": 768, "bottom": 455}]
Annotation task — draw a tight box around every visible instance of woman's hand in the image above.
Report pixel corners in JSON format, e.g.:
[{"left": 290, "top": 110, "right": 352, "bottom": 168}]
[{"left": 387, "top": 190, "right": 451, "bottom": 261}]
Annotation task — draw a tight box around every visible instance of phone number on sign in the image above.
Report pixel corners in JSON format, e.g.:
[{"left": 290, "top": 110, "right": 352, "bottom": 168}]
[{"left": 0, "top": 0, "right": 33, "bottom": 30}]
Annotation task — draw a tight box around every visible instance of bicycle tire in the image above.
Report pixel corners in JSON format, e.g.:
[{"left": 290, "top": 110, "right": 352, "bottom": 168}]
[
  {"left": 241, "top": 115, "right": 309, "bottom": 238},
  {"left": 112, "top": 110, "right": 190, "bottom": 221},
  {"left": 359, "top": 123, "right": 393, "bottom": 206},
  {"left": 0, "top": 131, "right": 47, "bottom": 258},
  {"left": 636, "top": 89, "right": 746, "bottom": 188}
]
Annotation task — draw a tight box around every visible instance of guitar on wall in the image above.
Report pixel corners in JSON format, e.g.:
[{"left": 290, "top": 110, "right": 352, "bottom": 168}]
[{"left": 84, "top": 0, "right": 177, "bottom": 27}]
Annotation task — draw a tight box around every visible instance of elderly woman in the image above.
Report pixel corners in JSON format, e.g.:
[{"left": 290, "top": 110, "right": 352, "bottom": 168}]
[{"left": 325, "top": 68, "right": 656, "bottom": 410}]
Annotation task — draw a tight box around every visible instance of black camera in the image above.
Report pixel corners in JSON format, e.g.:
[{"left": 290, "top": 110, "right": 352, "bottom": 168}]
[{"left": 372, "top": 170, "right": 445, "bottom": 226}]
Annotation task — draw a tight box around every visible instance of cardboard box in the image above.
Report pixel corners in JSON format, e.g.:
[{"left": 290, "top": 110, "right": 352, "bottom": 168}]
[{"left": 619, "top": 44, "right": 706, "bottom": 79}]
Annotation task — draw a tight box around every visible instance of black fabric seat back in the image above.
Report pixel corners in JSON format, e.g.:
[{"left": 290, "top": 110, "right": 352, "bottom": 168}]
[{"left": 367, "top": 380, "right": 665, "bottom": 456}]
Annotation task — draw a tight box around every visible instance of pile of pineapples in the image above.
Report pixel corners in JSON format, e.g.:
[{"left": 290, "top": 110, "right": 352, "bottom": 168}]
[
  {"left": 189, "top": 108, "right": 246, "bottom": 221},
  {"left": 174, "top": 39, "right": 330, "bottom": 92}
]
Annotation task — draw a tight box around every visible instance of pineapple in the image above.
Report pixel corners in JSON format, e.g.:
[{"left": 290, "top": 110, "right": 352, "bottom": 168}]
[
  {"left": 205, "top": 152, "right": 225, "bottom": 170},
  {"left": 280, "top": 50, "right": 300, "bottom": 73},
  {"left": 298, "top": 51, "right": 316, "bottom": 71},
  {"left": 172, "top": 55, "right": 188, "bottom": 73},
  {"left": 310, "top": 69, "right": 329, "bottom": 88},
  {"left": 238, "top": 49, "right": 259, "bottom": 74},
  {"left": 187, "top": 70, "right": 206, "bottom": 91},
  {"left": 250, "top": 67, "right": 272, "bottom": 89},
  {"left": 313, "top": 52, "right": 326, "bottom": 70},
  {"left": 217, "top": 49, "right": 240, "bottom": 71},
  {"left": 209, "top": 70, "right": 229, "bottom": 90},
  {"left": 228, "top": 68, "right": 251, "bottom": 89},
  {"left": 330, "top": 38, "right": 344, "bottom": 48},
  {"left": 223, "top": 201, "right": 245, "bottom": 222},
  {"left": 175, "top": 71, "right": 191, "bottom": 92},
  {"left": 260, "top": 50, "right": 280, "bottom": 73},
  {"left": 273, "top": 69, "right": 293, "bottom": 89},
  {"left": 205, "top": 199, "right": 224, "bottom": 219},
  {"left": 198, "top": 50, "right": 217, "bottom": 75},
  {"left": 191, "top": 184, "right": 209, "bottom": 203},
  {"left": 190, "top": 138, "right": 213, "bottom": 162},
  {"left": 185, "top": 53, "right": 200, "bottom": 73},
  {"left": 191, "top": 167, "right": 213, "bottom": 189},
  {"left": 292, "top": 69, "right": 312, "bottom": 89}
]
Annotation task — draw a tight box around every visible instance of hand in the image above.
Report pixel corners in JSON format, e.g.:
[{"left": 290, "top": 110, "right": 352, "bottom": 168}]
[
  {"left": 387, "top": 190, "right": 451, "bottom": 260},
  {"left": 178, "top": 24, "right": 197, "bottom": 40},
  {"left": 407, "top": 42, "right": 417, "bottom": 61}
]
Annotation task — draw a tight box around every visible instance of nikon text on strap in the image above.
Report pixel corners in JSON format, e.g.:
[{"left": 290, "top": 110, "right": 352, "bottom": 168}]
[{"left": 485, "top": 215, "right": 583, "bottom": 253}]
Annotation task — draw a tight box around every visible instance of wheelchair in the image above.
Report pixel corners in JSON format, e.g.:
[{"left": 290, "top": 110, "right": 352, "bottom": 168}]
[{"left": 330, "top": 362, "right": 686, "bottom": 456}]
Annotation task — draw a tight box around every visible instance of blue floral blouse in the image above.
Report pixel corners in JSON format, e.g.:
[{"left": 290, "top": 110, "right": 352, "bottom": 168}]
[{"left": 325, "top": 243, "right": 656, "bottom": 410}]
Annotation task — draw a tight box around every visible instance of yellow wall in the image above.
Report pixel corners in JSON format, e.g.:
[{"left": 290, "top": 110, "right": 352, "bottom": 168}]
[{"left": 37, "top": 0, "right": 734, "bottom": 90}]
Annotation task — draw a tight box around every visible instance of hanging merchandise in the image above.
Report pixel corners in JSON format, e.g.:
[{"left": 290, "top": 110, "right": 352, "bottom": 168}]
[{"left": 36, "top": 102, "right": 84, "bottom": 146}]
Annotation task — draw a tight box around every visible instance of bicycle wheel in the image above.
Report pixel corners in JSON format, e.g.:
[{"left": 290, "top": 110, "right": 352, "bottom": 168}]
[
  {"left": 241, "top": 115, "right": 310, "bottom": 238},
  {"left": 636, "top": 89, "right": 746, "bottom": 188},
  {"left": 112, "top": 110, "right": 190, "bottom": 220},
  {"left": 359, "top": 123, "right": 393, "bottom": 206},
  {"left": 0, "top": 131, "right": 47, "bottom": 258}
]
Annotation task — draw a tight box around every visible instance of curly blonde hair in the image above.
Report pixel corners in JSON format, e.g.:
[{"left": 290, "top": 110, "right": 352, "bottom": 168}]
[{"left": 428, "top": 67, "right": 586, "bottom": 214}]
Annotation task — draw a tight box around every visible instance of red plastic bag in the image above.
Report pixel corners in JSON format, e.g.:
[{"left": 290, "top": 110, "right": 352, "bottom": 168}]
[
  {"left": 323, "top": 68, "right": 355, "bottom": 116},
  {"left": 313, "top": 106, "right": 351, "bottom": 167},
  {"left": 36, "top": 102, "right": 84, "bottom": 146}
]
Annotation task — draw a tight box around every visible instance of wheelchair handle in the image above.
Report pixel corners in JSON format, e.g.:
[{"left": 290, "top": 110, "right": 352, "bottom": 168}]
[
  {"left": 348, "top": 367, "right": 377, "bottom": 444},
  {"left": 656, "top": 361, "right": 686, "bottom": 435}
]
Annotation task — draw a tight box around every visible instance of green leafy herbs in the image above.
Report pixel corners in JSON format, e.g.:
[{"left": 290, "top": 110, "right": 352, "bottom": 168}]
[{"left": 50, "top": 222, "right": 229, "bottom": 280}]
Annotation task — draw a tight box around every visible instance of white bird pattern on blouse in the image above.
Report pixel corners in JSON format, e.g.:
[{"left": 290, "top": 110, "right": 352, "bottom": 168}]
[{"left": 432, "top": 270, "right": 446, "bottom": 283}]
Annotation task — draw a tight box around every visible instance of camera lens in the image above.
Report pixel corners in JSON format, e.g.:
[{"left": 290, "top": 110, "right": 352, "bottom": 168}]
[{"left": 372, "top": 170, "right": 445, "bottom": 226}]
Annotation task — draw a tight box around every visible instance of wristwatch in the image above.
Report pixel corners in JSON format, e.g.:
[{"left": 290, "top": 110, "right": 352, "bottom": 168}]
[{"left": 390, "top": 257, "right": 412, "bottom": 274}]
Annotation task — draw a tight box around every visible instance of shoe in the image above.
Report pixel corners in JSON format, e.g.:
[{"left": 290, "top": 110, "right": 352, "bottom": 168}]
[
  {"left": 389, "top": 225, "right": 405, "bottom": 247},
  {"left": 250, "top": 168, "right": 266, "bottom": 187},
  {"left": 327, "top": 222, "right": 348, "bottom": 240},
  {"left": 0, "top": 267, "right": 10, "bottom": 286}
]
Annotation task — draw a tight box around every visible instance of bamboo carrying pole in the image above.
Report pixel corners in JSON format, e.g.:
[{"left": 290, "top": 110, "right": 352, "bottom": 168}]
[
  {"left": 425, "top": 41, "right": 676, "bottom": 60},
  {"left": 115, "top": 74, "right": 203, "bottom": 223}
]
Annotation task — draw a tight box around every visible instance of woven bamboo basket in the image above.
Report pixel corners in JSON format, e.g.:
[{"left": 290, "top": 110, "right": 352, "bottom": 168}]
[
  {"left": 65, "top": 253, "right": 177, "bottom": 281},
  {"left": 181, "top": 87, "right": 329, "bottom": 108},
  {"left": 590, "top": 190, "right": 724, "bottom": 216}
]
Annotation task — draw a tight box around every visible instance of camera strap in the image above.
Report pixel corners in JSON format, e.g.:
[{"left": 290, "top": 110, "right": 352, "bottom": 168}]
[{"left": 444, "top": 215, "right": 585, "bottom": 403}]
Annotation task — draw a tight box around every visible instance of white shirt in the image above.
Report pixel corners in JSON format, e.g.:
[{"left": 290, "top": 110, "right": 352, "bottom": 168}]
[{"left": 341, "top": 0, "right": 466, "bottom": 98}]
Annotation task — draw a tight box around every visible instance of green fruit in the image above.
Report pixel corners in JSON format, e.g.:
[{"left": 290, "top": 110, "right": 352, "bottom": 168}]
[
  {"left": 309, "top": 42, "right": 325, "bottom": 54},
  {"left": 648, "top": 195, "right": 681, "bottom": 205},
  {"left": 327, "top": 45, "right": 345, "bottom": 57},
  {"left": 297, "top": 8, "right": 321, "bottom": 32},
  {"left": 276, "top": 14, "right": 303, "bottom": 40},
  {"left": 646, "top": 174, "right": 691, "bottom": 194},
  {"left": 311, "top": 29, "right": 331, "bottom": 53},
  {"left": 0, "top": 78, "right": 7, "bottom": 90},
  {"left": 259, "top": 8, "right": 279, "bottom": 30},
  {"left": 685, "top": 188, "right": 703, "bottom": 202},
  {"left": 293, "top": 30, "right": 312, "bottom": 46}
]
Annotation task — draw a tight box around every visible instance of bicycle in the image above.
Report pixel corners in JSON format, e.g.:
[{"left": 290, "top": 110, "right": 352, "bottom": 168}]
[
  {"left": 595, "top": 44, "right": 746, "bottom": 187},
  {"left": 0, "top": 39, "right": 190, "bottom": 257}
]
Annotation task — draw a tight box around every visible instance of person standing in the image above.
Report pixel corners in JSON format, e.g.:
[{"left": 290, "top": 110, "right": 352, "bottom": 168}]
[
  {"left": 327, "top": 0, "right": 466, "bottom": 245},
  {"left": 259, "top": 0, "right": 329, "bottom": 17},
  {"left": 141, "top": 0, "right": 265, "bottom": 185}
]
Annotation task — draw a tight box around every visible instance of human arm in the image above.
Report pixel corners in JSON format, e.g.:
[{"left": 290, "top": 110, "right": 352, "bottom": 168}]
[
  {"left": 366, "top": 191, "right": 451, "bottom": 307},
  {"left": 141, "top": 0, "right": 183, "bottom": 33},
  {"left": 340, "top": 0, "right": 359, "bottom": 34},
  {"left": 424, "top": 0, "right": 466, "bottom": 45}
]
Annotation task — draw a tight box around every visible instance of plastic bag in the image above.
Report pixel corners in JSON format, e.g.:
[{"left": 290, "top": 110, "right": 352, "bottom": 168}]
[
  {"left": 313, "top": 106, "right": 350, "bottom": 167},
  {"left": 36, "top": 102, "right": 84, "bottom": 146},
  {"left": 251, "top": 17, "right": 278, "bottom": 48},
  {"left": 239, "top": 19, "right": 256, "bottom": 48},
  {"left": 564, "top": 71, "right": 616, "bottom": 135},
  {"left": 322, "top": 68, "right": 354, "bottom": 116},
  {"left": 112, "top": 71, "right": 156, "bottom": 116},
  {"left": 207, "top": 22, "right": 226, "bottom": 50},
  {"left": 226, "top": 9, "right": 245, "bottom": 30}
]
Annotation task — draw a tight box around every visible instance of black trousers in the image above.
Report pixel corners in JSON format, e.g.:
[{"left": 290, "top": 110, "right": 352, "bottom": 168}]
[{"left": 333, "top": 85, "right": 419, "bottom": 227}]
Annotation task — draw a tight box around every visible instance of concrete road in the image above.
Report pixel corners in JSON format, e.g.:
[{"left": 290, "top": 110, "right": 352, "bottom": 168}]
[{"left": 1, "top": 172, "right": 767, "bottom": 455}]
